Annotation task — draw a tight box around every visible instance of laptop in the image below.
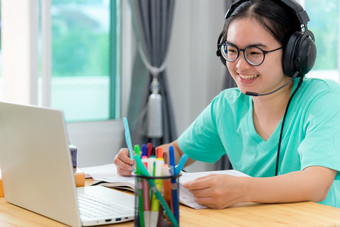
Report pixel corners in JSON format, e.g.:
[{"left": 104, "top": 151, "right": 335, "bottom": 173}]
[{"left": 0, "top": 101, "right": 135, "bottom": 226}]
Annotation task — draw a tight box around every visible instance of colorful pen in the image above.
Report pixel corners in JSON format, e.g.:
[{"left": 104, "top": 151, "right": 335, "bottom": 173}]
[
  {"left": 162, "top": 164, "right": 173, "bottom": 225},
  {"left": 150, "top": 147, "right": 164, "bottom": 227},
  {"left": 134, "top": 145, "right": 144, "bottom": 227},
  {"left": 169, "top": 145, "right": 179, "bottom": 223},
  {"left": 141, "top": 144, "right": 148, "bottom": 157},
  {"left": 175, "top": 154, "right": 188, "bottom": 175},
  {"left": 141, "top": 150, "right": 150, "bottom": 227},
  {"left": 147, "top": 155, "right": 156, "bottom": 176},
  {"left": 147, "top": 143, "right": 153, "bottom": 157},
  {"left": 134, "top": 144, "right": 141, "bottom": 157},
  {"left": 123, "top": 117, "right": 134, "bottom": 162}
]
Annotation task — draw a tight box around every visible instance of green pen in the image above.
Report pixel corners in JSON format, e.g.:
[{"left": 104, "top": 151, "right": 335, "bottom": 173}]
[
  {"left": 134, "top": 155, "right": 178, "bottom": 227},
  {"left": 134, "top": 145, "right": 144, "bottom": 227},
  {"left": 134, "top": 144, "right": 141, "bottom": 156}
]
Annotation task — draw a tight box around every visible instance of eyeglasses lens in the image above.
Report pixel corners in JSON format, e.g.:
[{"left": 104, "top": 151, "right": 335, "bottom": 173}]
[{"left": 221, "top": 43, "right": 264, "bottom": 66}]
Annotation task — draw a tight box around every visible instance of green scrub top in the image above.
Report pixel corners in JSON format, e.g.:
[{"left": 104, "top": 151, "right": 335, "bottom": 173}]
[{"left": 178, "top": 77, "right": 340, "bottom": 208}]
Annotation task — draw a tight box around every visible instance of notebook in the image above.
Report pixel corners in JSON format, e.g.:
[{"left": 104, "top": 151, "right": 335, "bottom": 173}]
[{"left": 0, "top": 101, "right": 135, "bottom": 226}]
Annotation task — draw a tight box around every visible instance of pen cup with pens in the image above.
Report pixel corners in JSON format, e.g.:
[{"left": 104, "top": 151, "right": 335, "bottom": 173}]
[
  {"left": 133, "top": 173, "right": 180, "bottom": 227},
  {"left": 131, "top": 144, "right": 186, "bottom": 227}
]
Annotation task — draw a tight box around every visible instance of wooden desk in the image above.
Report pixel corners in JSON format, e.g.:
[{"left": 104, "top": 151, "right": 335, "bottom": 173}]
[{"left": 0, "top": 180, "right": 340, "bottom": 226}]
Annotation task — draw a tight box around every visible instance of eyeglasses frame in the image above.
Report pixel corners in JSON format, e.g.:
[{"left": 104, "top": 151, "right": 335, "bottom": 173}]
[{"left": 219, "top": 42, "right": 283, "bottom": 66}]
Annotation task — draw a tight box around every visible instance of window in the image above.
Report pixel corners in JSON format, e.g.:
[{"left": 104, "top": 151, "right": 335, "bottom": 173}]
[
  {"left": 47, "top": 0, "right": 121, "bottom": 122},
  {"left": 304, "top": 0, "right": 340, "bottom": 82},
  {"left": 0, "top": 0, "right": 120, "bottom": 121},
  {"left": 0, "top": 0, "right": 123, "bottom": 166}
]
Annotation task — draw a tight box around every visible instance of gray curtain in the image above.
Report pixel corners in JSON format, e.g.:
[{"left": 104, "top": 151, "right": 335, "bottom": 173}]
[
  {"left": 215, "top": 0, "right": 237, "bottom": 170},
  {"left": 126, "top": 0, "right": 177, "bottom": 147}
]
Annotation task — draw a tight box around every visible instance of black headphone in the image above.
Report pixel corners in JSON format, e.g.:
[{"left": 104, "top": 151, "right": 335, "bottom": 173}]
[{"left": 216, "top": 0, "right": 317, "bottom": 77}]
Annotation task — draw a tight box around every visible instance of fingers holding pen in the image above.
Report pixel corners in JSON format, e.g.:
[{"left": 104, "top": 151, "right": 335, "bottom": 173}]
[{"left": 113, "top": 148, "right": 134, "bottom": 176}]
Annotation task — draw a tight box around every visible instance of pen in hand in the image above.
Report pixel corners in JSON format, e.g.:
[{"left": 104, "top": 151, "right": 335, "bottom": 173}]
[{"left": 123, "top": 117, "right": 135, "bottom": 171}]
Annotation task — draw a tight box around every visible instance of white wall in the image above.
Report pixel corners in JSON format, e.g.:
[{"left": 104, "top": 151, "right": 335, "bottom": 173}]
[{"left": 1, "top": 0, "right": 39, "bottom": 104}]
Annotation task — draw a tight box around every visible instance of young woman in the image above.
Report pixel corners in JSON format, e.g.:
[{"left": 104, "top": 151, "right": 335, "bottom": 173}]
[{"left": 114, "top": 0, "right": 340, "bottom": 209}]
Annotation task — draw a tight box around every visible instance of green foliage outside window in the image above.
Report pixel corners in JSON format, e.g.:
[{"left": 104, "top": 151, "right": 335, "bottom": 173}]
[
  {"left": 306, "top": 0, "right": 339, "bottom": 70},
  {"left": 51, "top": 1, "right": 109, "bottom": 77},
  {"left": 49, "top": 0, "right": 116, "bottom": 122}
]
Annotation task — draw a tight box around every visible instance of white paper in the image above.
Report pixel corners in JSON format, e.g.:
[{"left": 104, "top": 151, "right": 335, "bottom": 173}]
[
  {"left": 179, "top": 170, "right": 249, "bottom": 209},
  {"left": 80, "top": 163, "right": 135, "bottom": 189}
]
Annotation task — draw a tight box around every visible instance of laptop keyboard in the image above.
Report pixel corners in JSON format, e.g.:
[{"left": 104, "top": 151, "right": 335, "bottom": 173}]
[{"left": 77, "top": 193, "right": 133, "bottom": 219}]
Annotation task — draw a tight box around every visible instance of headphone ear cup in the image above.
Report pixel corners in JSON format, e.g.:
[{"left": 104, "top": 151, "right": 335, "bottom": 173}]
[
  {"left": 283, "top": 31, "right": 317, "bottom": 77},
  {"left": 296, "top": 34, "right": 317, "bottom": 75},
  {"left": 216, "top": 33, "right": 227, "bottom": 67},
  {"left": 283, "top": 31, "right": 301, "bottom": 77}
]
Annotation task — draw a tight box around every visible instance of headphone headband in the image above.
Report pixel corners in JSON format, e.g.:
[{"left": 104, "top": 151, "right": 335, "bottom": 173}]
[{"left": 226, "top": 0, "right": 309, "bottom": 31}]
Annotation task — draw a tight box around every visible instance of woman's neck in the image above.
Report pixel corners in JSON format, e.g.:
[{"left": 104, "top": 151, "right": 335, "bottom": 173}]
[{"left": 251, "top": 83, "right": 293, "bottom": 141}]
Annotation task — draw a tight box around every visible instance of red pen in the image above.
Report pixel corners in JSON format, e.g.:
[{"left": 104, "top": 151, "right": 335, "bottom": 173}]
[
  {"left": 147, "top": 143, "right": 153, "bottom": 157},
  {"left": 141, "top": 155, "right": 150, "bottom": 226}
]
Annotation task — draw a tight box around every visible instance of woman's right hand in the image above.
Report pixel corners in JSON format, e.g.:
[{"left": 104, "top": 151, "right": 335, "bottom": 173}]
[{"left": 113, "top": 148, "right": 134, "bottom": 176}]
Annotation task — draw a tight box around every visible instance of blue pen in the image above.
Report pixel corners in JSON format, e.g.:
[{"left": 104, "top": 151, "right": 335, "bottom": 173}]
[
  {"left": 169, "top": 146, "right": 176, "bottom": 173},
  {"left": 169, "top": 145, "right": 179, "bottom": 223},
  {"left": 175, "top": 154, "right": 188, "bottom": 175},
  {"left": 141, "top": 144, "right": 148, "bottom": 157},
  {"left": 123, "top": 117, "right": 134, "bottom": 162}
]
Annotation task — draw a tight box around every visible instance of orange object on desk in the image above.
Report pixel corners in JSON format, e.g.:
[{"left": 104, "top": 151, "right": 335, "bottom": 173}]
[
  {"left": 74, "top": 172, "right": 86, "bottom": 187},
  {"left": 0, "top": 178, "right": 4, "bottom": 197},
  {"left": 0, "top": 172, "right": 85, "bottom": 197}
]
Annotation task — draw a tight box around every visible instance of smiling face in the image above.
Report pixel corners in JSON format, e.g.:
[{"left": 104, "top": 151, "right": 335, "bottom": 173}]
[{"left": 226, "top": 17, "right": 289, "bottom": 95}]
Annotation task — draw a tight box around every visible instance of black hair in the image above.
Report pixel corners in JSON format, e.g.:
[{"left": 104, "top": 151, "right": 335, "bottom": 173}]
[{"left": 221, "top": 0, "right": 301, "bottom": 48}]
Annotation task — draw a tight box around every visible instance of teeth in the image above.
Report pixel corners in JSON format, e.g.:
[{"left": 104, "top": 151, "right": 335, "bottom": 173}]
[{"left": 239, "top": 74, "right": 259, "bottom": 80}]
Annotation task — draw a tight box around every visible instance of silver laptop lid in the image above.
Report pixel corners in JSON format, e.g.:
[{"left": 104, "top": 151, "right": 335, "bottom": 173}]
[{"left": 0, "top": 102, "right": 82, "bottom": 227}]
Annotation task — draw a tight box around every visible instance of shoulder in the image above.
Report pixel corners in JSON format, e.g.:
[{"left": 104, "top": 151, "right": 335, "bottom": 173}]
[
  {"left": 300, "top": 77, "right": 340, "bottom": 96},
  {"left": 297, "top": 77, "right": 340, "bottom": 113},
  {"left": 206, "top": 88, "right": 250, "bottom": 122},
  {"left": 212, "top": 87, "right": 247, "bottom": 106}
]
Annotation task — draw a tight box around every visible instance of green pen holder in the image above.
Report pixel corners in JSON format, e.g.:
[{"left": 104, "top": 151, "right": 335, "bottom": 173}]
[{"left": 133, "top": 174, "right": 180, "bottom": 227}]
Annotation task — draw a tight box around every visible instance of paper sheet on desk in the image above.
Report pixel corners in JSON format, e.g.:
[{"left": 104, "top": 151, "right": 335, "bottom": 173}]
[
  {"left": 179, "top": 170, "right": 249, "bottom": 209},
  {"left": 80, "top": 164, "right": 135, "bottom": 190}
]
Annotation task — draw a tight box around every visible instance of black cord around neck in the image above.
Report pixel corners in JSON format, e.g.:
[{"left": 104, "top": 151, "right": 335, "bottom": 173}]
[{"left": 275, "top": 76, "right": 303, "bottom": 176}]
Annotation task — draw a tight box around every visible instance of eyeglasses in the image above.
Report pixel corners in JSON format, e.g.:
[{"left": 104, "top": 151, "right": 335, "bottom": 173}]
[{"left": 219, "top": 42, "right": 282, "bottom": 66}]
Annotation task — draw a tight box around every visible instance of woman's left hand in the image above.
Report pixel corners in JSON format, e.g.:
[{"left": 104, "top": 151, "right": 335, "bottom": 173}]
[{"left": 182, "top": 174, "right": 246, "bottom": 209}]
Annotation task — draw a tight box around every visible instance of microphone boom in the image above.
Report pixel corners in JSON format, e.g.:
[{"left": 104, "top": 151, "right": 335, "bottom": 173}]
[{"left": 245, "top": 71, "right": 299, "bottom": 96}]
